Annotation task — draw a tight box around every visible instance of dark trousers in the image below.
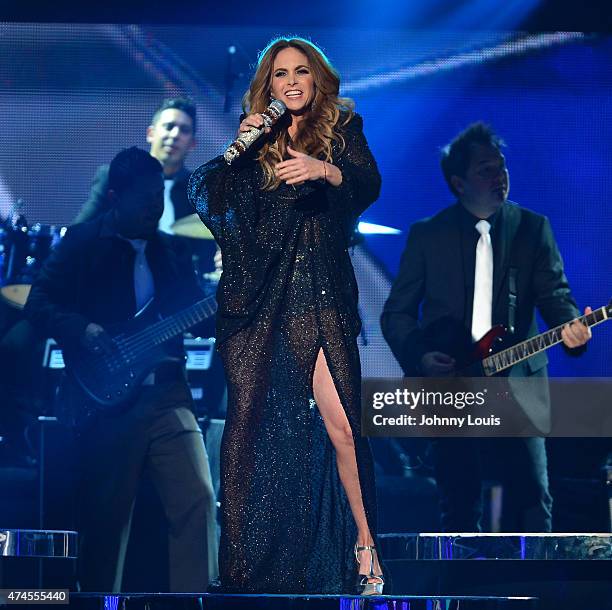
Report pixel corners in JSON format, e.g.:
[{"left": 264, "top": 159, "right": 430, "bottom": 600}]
[
  {"left": 431, "top": 437, "right": 553, "bottom": 532},
  {"left": 76, "top": 381, "right": 218, "bottom": 592}
]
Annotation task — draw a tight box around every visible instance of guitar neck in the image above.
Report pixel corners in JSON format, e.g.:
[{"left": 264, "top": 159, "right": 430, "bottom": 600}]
[
  {"left": 128, "top": 296, "right": 217, "bottom": 348},
  {"left": 155, "top": 296, "right": 217, "bottom": 342},
  {"left": 482, "top": 305, "right": 609, "bottom": 376}
]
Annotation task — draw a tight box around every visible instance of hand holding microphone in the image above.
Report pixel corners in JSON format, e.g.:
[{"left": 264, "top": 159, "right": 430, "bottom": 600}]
[
  {"left": 224, "top": 99, "right": 286, "bottom": 165},
  {"left": 238, "top": 114, "right": 269, "bottom": 135}
]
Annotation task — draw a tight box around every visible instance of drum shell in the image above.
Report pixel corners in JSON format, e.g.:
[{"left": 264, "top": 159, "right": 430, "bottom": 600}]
[{"left": 0, "top": 224, "right": 64, "bottom": 309}]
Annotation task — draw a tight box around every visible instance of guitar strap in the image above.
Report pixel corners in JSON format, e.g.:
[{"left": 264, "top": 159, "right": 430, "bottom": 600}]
[
  {"left": 508, "top": 268, "right": 517, "bottom": 335},
  {"left": 505, "top": 212, "right": 527, "bottom": 336}
]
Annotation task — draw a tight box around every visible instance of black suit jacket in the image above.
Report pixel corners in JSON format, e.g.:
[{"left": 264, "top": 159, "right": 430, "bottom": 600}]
[
  {"left": 73, "top": 165, "right": 193, "bottom": 224},
  {"left": 381, "top": 202, "right": 582, "bottom": 431},
  {"left": 24, "top": 212, "right": 207, "bottom": 358}
]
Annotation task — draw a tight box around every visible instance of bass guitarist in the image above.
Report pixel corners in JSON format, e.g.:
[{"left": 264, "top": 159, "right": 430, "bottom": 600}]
[
  {"left": 25, "top": 147, "right": 218, "bottom": 592},
  {"left": 381, "top": 123, "right": 592, "bottom": 533}
]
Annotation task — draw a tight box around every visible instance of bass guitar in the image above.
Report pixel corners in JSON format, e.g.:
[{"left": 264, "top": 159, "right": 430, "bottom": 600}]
[{"left": 62, "top": 295, "right": 217, "bottom": 410}]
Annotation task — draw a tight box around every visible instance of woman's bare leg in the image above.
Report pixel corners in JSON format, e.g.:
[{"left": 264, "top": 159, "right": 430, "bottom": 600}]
[{"left": 312, "top": 348, "right": 382, "bottom": 580}]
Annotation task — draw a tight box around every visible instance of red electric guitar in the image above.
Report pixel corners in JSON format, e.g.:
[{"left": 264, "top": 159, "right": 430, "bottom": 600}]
[{"left": 464, "top": 300, "right": 611, "bottom": 377}]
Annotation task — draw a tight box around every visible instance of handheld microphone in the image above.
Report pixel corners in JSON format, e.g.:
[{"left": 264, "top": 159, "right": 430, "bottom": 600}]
[{"left": 224, "top": 99, "right": 286, "bottom": 165}]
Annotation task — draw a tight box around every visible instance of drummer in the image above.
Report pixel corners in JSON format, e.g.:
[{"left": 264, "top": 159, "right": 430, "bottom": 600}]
[
  {"left": 74, "top": 97, "right": 197, "bottom": 230},
  {"left": 74, "top": 97, "right": 221, "bottom": 278}
]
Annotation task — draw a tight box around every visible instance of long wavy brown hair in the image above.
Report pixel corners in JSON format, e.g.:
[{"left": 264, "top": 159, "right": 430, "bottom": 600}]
[{"left": 243, "top": 37, "right": 354, "bottom": 190}]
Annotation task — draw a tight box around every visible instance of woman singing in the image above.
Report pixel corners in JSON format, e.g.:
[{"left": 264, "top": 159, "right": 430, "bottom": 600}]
[{"left": 188, "top": 37, "right": 383, "bottom": 595}]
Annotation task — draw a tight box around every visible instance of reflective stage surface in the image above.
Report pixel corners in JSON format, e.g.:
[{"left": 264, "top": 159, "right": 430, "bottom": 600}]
[
  {"left": 0, "top": 528, "right": 78, "bottom": 558},
  {"left": 380, "top": 532, "right": 612, "bottom": 560}
]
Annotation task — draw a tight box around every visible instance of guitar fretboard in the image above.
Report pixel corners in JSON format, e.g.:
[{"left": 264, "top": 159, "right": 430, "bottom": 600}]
[
  {"left": 482, "top": 305, "right": 609, "bottom": 376},
  {"left": 118, "top": 297, "right": 217, "bottom": 358}
]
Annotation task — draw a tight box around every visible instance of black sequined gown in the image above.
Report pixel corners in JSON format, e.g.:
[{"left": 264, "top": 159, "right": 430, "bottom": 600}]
[{"left": 188, "top": 113, "right": 381, "bottom": 593}]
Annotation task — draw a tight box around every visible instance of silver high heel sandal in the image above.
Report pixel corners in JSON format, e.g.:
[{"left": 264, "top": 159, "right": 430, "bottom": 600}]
[{"left": 354, "top": 544, "right": 384, "bottom": 596}]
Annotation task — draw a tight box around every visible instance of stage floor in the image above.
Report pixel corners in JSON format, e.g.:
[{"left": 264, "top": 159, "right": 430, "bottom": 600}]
[
  {"left": 69, "top": 592, "right": 539, "bottom": 609},
  {"left": 3, "top": 531, "right": 612, "bottom": 608}
]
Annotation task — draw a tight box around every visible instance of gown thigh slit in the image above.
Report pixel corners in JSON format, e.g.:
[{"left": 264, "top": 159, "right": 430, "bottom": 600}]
[{"left": 311, "top": 343, "right": 373, "bottom": 537}]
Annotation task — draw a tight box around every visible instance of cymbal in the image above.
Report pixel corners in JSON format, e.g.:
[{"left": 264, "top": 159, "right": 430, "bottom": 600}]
[
  {"left": 170, "top": 216, "right": 400, "bottom": 239},
  {"left": 171, "top": 214, "right": 215, "bottom": 240},
  {"left": 357, "top": 221, "right": 402, "bottom": 235},
  {"left": 0, "top": 284, "right": 31, "bottom": 309}
]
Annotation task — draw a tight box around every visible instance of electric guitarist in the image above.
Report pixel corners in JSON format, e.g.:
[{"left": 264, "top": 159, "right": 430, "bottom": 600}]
[{"left": 381, "top": 123, "right": 593, "bottom": 533}]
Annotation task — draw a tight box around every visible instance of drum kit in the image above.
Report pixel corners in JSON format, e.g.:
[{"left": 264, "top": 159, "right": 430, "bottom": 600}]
[
  {"left": 0, "top": 212, "right": 66, "bottom": 310},
  {"left": 0, "top": 211, "right": 214, "bottom": 311},
  {"left": 0, "top": 207, "right": 401, "bottom": 311},
  {"left": 170, "top": 214, "right": 401, "bottom": 242}
]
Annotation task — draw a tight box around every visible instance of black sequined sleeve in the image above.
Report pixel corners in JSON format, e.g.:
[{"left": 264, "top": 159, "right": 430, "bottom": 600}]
[
  {"left": 187, "top": 154, "right": 258, "bottom": 251},
  {"left": 328, "top": 113, "right": 381, "bottom": 221},
  {"left": 188, "top": 153, "right": 284, "bottom": 328}
]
